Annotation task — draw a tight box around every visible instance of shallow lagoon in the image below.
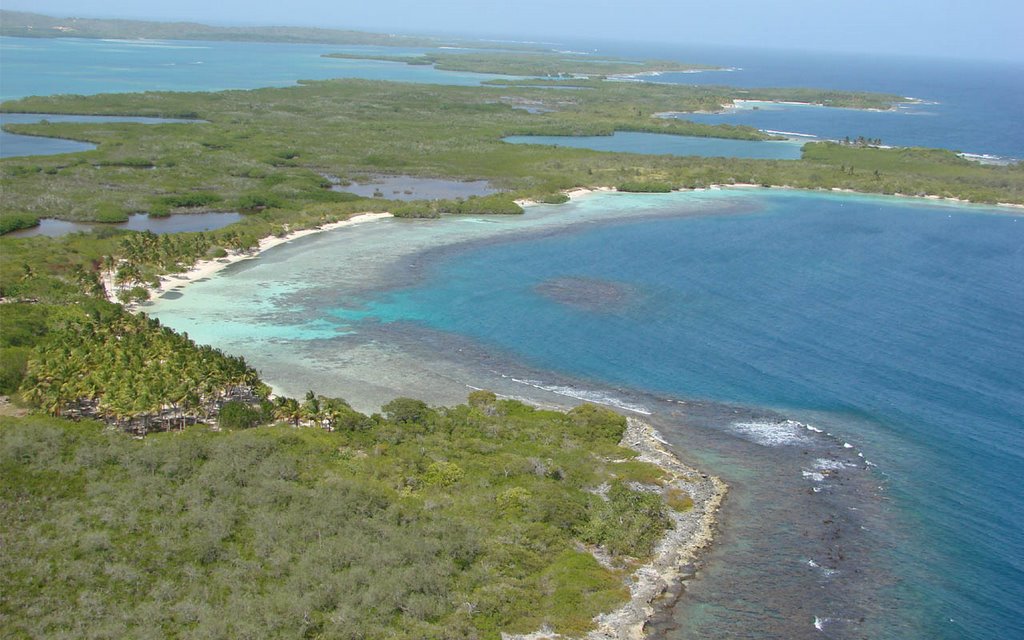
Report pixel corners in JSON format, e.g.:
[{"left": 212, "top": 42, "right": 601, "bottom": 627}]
[{"left": 503, "top": 130, "right": 804, "bottom": 159}]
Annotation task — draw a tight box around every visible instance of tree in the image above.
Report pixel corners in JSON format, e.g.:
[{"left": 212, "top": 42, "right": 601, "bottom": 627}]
[{"left": 381, "top": 397, "right": 431, "bottom": 425}]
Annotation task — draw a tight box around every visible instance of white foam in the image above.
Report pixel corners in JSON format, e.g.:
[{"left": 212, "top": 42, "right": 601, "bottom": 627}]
[
  {"left": 764, "top": 129, "right": 819, "bottom": 139},
  {"left": 843, "top": 442, "right": 854, "bottom": 449},
  {"left": 814, "top": 458, "right": 854, "bottom": 471},
  {"left": 807, "top": 559, "right": 838, "bottom": 577},
  {"left": 814, "top": 616, "right": 826, "bottom": 631},
  {"left": 731, "top": 419, "right": 812, "bottom": 446},
  {"left": 802, "top": 470, "right": 826, "bottom": 482},
  {"left": 507, "top": 377, "right": 652, "bottom": 415}
]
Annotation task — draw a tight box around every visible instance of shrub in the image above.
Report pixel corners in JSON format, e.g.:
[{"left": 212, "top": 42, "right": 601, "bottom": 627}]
[
  {"left": 582, "top": 481, "right": 670, "bottom": 557},
  {"left": 116, "top": 286, "right": 150, "bottom": 303},
  {"left": 616, "top": 181, "right": 673, "bottom": 193},
  {"left": 423, "top": 461, "right": 465, "bottom": 487},
  {"left": 539, "top": 193, "right": 570, "bottom": 204},
  {"left": 467, "top": 389, "right": 497, "bottom": 409},
  {"left": 159, "top": 193, "right": 223, "bottom": 208},
  {"left": 496, "top": 487, "right": 532, "bottom": 516},
  {"left": 381, "top": 397, "right": 432, "bottom": 425},
  {"left": 0, "top": 214, "right": 40, "bottom": 235},
  {"left": 218, "top": 401, "right": 263, "bottom": 429},
  {"left": 665, "top": 487, "right": 694, "bottom": 511},
  {"left": 0, "top": 347, "right": 30, "bottom": 394},
  {"left": 442, "top": 194, "right": 523, "bottom": 215},
  {"left": 237, "top": 193, "right": 283, "bottom": 212},
  {"left": 93, "top": 203, "right": 130, "bottom": 223},
  {"left": 567, "top": 403, "right": 626, "bottom": 442}
]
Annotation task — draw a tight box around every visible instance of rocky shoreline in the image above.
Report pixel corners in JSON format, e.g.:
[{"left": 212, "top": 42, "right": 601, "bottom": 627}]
[{"left": 505, "top": 417, "right": 727, "bottom": 640}]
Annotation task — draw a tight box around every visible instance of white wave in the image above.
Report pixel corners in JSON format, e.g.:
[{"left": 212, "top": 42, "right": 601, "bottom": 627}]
[
  {"left": 802, "top": 470, "right": 826, "bottom": 482},
  {"left": 507, "top": 377, "right": 652, "bottom": 415},
  {"left": 805, "top": 424, "right": 824, "bottom": 433},
  {"left": 814, "top": 616, "right": 828, "bottom": 631},
  {"left": 807, "top": 559, "right": 838, "bottom": 577},
  {"left": 764, "top": 129, "right": 819, "bottom": 138},
  {"left": 731, "top": 419, "right": 812, "bottom": 446},
  {"left": 843, "top": 442, "right": 854, "bottom": 448},
  {"left": 814, "top": 458, "right": 854, "bottom": 471}
]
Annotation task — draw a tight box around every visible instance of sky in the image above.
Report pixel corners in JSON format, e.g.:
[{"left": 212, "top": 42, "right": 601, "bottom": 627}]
[{"left": 5, "top": 0, "right": 1024, "bottom": 63}]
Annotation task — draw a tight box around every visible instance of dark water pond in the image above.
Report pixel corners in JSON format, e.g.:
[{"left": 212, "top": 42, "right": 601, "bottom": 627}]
[{"left": 4, "top": 212, "right": 242, "bottom": 238}]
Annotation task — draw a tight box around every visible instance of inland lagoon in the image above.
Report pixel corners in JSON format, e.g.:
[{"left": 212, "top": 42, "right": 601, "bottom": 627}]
[
  {"left": 147, "top": 189, "right": 1024, "bottom": 639},
  {"left": 4, "top": 212, "right": 243, "bottom": 237}
]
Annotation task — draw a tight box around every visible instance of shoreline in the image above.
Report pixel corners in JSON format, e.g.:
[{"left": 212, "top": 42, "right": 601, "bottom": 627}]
[
  {"left": 122, "top": 183, "right": 1020, "bottom": 309},
  {"left": 526, "top": 183, "right": 1024, "bottom": 212},
  {"left": 505, "top": 417, "right": 727, "bottom": 640},
  {"left": 106, "top": 212, "right": 393, "bottom": 307}
]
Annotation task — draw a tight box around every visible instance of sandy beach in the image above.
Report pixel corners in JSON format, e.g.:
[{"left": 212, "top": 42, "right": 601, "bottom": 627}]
[{"left": 106, "top": 212, "right": 393, "bottom": 306}]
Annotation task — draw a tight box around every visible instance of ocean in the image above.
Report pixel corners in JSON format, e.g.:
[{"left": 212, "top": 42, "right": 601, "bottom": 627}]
[
  {"left": 5, "top": 34, "right": 1024, "bottom": 639},
  {"left": 146, "top": 191, "right": 1024, "bottom": 639}
]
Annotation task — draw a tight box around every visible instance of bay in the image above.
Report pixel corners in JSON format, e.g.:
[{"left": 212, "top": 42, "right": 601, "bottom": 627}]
[{"left": 148, "top": 189, "right": 1024, "bottom": 639}]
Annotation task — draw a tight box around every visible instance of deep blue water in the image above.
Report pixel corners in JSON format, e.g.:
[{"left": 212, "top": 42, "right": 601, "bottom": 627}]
[
  {"left": 504, "top": 131, "right": 804, "bottom": 159},
  {"left": 332, "top": 191, "right": 1024, "bottom": 639},
  {"left": 605, "top": 44, "right": 1024, "bottom": 160},
  {"left": 5, "top": 32, "right": 1024, "bottom": 639}
]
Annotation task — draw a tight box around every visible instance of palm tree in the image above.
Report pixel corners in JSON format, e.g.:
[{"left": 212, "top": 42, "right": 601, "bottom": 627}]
[{"left": 274, "top": 397, "right": 302, "bottom": 427}]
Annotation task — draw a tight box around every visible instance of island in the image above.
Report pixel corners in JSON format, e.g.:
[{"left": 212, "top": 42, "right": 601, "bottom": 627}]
[{"left": 1, "top": 13, "right": 1022, "bottom": 640}]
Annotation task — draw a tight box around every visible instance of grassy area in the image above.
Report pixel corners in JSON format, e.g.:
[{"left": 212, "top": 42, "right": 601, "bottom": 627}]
[
  {"left": 0, "top": 9, "right": 539, "bottom": 50},
  {"left": 323, "top": 51, "right": 720, "bottom": 77},
  {"left": 0, "top": 400, "right": 680, "bottom": 638}
]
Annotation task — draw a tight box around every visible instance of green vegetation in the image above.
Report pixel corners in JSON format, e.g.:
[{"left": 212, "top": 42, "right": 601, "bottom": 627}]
[
  {"left": 1, "top": 399, "right": 676, "bottom": 638},
  {"left": 3, "top": 77, "right": 1018, "bottom": 234},
  {"left": 617, "top": 180, "right": 674, "bottom": 193},
  {"left": 13, "top": 298, "right": 264, "bottom": 431},
  {"left": 324, "top": 51, "right": 718, "bottom": 77}
]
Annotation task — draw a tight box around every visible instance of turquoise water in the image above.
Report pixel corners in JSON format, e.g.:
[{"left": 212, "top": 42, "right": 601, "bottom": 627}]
[
  {"left": 7, "top": 33, "right": 1024, "bottom": 639},
  {"left": 503, "top": 131, "right": 804, "bottom": 159},
  {"left": 148, "top": 190, "right": 1024, "bottom": 638},
  {"left": 0, "top": 36, "right": 509, "bottom": 101}
]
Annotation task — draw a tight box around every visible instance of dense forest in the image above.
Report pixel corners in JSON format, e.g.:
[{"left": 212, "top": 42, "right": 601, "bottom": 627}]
[{"left": 1, "top": 398, "right": 703, "bottom": 638}]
